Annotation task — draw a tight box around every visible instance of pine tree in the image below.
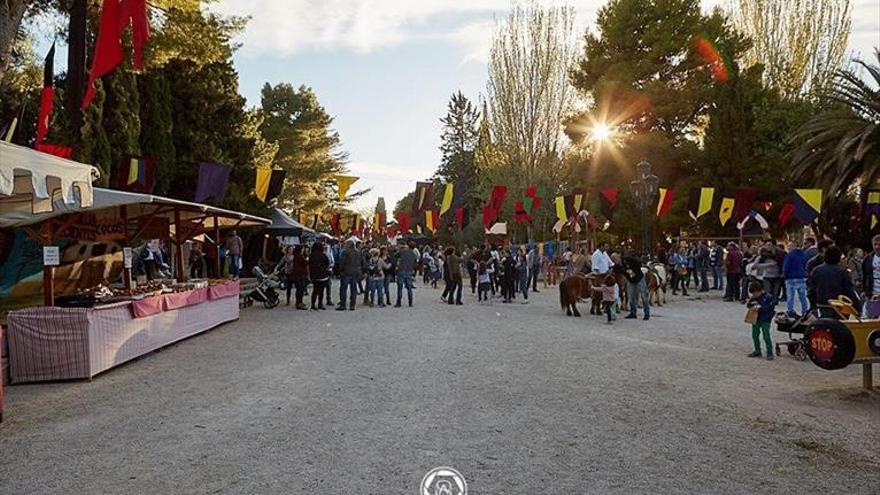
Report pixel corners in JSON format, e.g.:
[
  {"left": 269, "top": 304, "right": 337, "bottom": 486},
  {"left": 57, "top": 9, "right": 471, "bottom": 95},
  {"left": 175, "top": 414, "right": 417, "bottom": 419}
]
[
  {"left": 102, "top": 65, "right": 141, "bottom": 184},
  {"left": 436, "top": 91, "right": 479, "bottom": 184},
  {"left": 258, "top": 83, "right": 350, "bottom": 212},
  {"left": 138, "top": 71, "right": 176, "bottom": 195}
]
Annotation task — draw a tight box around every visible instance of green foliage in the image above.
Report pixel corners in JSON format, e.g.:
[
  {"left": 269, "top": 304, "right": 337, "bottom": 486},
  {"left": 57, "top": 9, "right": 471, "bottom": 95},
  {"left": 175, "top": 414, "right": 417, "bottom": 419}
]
[
  {"left": 138, "top": 71, "right": 176, "bottom": 195},
  {"left": 570, "top": 0, "right": 749, "bottom": 182},
  {"left": 436, "top": 91, "right": 479, "bottom": 194},
  {"left": 76, "top": 80, "right": 112, "bottom": 185},
  {"left": 791, "top": 52, "right": 880, "bottom": 200},
  {"left": 102, "top": 64, "right": 141, "bottom": 182},
  {"left": 160, "top": 58, "right": 255, "bottom": 211},
  {"left": 258, "top": 82, "right": 349, "bottom": 212},
  {"left": 146, "top": 1, "right": 248, "bottom": 67}
]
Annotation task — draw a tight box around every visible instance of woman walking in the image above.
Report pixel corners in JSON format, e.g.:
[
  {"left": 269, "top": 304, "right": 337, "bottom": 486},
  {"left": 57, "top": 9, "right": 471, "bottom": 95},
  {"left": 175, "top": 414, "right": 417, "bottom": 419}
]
[
  {"left": 309, "top": 241, "right": 330, "bottom": 310},
  {"left": 283, "top": 245, "right": 309, "bottom": 309}
]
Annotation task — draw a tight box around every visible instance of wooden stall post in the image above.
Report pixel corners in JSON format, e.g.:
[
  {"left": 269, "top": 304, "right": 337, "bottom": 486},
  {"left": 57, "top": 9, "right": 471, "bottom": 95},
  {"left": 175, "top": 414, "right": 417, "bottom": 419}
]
[
  {"left": 214, "top": 214, "right": 221, "bottom": 277},
  {"left": 173, "top": 207, "right": 185, "bottom": 282},
  {"left": 43, "top": 221, "right": 55, "bottom": 306}
]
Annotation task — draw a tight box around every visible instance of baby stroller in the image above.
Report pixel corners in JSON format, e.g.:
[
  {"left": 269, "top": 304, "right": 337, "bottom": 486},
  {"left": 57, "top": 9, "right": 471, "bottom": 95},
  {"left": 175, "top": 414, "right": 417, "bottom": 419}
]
[
  {"left": 246, "top": 266, "right": 281, "bottom": 309},
  {"left": 773, "top": 311, "right": 816, "bottom": 361}
]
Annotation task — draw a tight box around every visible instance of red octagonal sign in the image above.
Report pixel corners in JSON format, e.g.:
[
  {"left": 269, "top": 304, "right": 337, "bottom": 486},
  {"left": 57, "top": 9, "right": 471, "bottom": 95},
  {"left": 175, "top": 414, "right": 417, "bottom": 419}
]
[{"left": 809, "top": 328, "right": 836, "bottom": 362}]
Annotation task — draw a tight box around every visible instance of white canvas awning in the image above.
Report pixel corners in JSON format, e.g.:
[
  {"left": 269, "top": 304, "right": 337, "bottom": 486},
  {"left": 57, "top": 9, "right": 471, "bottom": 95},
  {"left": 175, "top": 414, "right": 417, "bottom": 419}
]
[
  {"left": 0, "top": 187, "right": 270, "bottom": 229},
  {"left": 0, "top": 141, "right": 99, "bottom": 215},
  {"left": 486, "top": 222, "right": 508, "bottom": 235}
]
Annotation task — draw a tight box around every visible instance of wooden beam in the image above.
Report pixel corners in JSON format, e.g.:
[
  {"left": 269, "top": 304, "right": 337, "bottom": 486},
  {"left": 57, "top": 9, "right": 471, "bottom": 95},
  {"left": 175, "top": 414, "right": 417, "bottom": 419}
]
[{"left": 42, "top": 221, "right": 55, "bottom": 306}]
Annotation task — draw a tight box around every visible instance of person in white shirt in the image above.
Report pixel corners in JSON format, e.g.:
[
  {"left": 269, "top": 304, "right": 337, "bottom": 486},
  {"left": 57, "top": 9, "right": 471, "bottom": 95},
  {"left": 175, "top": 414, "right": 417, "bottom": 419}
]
[{"left": 592, "top": 243, "right": 614, "bottom": 274}]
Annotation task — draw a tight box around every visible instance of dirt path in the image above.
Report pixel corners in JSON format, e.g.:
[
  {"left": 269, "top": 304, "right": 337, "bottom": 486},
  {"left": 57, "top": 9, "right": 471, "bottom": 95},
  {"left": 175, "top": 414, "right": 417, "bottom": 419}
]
[{"left": 1, "top": 285, "right": 876, "bottom": 494}]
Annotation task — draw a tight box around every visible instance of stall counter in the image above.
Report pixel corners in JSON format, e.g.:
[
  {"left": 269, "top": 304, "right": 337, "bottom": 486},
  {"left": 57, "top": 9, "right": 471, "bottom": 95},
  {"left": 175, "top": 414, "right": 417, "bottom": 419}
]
[{"left": 6, "top": 281, "right": 239, "bottom": 383}]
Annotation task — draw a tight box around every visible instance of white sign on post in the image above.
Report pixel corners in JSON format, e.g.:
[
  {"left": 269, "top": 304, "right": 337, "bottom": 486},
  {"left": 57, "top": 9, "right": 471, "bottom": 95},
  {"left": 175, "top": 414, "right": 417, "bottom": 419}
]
[
  {"left": 123, "top": 247, "right": 133, "bottom": 268},
  {"left": 43, "top": 246, "right": 60, "bottom": 266}
]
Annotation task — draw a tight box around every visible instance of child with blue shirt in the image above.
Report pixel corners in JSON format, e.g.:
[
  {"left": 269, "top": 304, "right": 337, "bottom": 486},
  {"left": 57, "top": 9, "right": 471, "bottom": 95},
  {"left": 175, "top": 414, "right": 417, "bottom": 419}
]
[{"left": 747, "top": 281, "right": 776, "bottom": 360}]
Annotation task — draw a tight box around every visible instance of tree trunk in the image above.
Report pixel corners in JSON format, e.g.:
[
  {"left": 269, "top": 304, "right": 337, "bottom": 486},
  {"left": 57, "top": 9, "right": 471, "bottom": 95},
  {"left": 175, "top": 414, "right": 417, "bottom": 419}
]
[{"left": 0, "top": 0, "right": 29, "bottom": 85}]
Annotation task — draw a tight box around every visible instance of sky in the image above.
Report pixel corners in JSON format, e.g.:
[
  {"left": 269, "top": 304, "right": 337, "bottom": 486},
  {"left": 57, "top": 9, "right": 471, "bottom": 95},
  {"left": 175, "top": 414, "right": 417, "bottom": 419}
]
[{"left": 213, "top": 0, "right": 879, "bottom": 214}]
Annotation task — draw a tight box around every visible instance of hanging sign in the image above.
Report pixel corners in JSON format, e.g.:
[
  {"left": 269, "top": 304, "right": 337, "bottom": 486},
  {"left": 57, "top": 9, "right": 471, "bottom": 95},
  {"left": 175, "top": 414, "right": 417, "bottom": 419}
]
[
  {"left": 123, "top": 247, "right": 133, "bottom": 268},
  {"left": 43, "top": 246, "right": 60, "bottom": 266}
]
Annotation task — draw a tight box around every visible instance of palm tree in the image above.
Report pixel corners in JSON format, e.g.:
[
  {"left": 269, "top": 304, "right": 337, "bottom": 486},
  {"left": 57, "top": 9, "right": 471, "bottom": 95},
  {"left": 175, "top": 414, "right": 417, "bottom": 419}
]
[{"left": 791, "top": 51, "right": 880, "bottom": 197}]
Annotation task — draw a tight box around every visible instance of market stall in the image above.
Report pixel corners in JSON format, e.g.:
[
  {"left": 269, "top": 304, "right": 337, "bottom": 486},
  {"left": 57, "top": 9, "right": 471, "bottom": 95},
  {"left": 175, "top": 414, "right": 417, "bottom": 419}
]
[
  {"left": 1, "top": 142, "right": 101, "bottom": 419},
  {"left": 6, "top": 280, "right": 239, "bottom": 383},
  {"left": 1, "top": 186, "right": 269, "bottom": 385}
]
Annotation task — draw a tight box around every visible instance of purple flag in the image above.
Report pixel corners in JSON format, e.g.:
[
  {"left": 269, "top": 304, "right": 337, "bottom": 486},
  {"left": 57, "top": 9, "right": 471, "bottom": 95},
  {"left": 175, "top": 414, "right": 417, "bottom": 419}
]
[{"left": 195, "top": 162, "right": 231, "bottom": 203}]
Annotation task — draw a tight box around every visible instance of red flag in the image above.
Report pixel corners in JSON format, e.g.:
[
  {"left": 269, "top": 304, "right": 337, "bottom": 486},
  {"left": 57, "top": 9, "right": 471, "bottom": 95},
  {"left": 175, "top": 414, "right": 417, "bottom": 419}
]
[
  {"left": 126, "top": 0, "right": 150, "bottom": 70},
  {"left": 36, "top": 42, "right": 55, "bottom": 146},
  {"left": 599, "top": 188, "right": 619, "bottom": 220},
  {"left": 778, "top": 202, "right": 795, "bottom": 227},
  {"left": 455, "top": 206, "right": 469, "bottom": 230},
  {"left": 482, "top": 206, "right": 495, "bottom": 230},
  {"left": 396, "top": 212, "right": 410, "bottom": 234},
  {"left": 734, "top": 188, "right": 756, "bottom": 222},
  {"left": 656, "top": 188, "right": 674, "bottom": 217},
  {"left": 514, "top": 201, "right": 532, "bottom": 224},
  {"left": 35, "top": 143, "right": 73, "bottom": 158},
  {"left": 530, "top": 197, "right": 542, "bottom": 211},
  {"left": 525, "top": 185, "right": 537, "bottom": 198},
  {"left": 488, "top": 185, "right": 507, "bottom": 212},
  {"left": 83, "top": 0, "right": 151, "bottom": 109},
  {"left": 330, "top": 213, "right": 340, "bottom": 234},
  {"left": 83, "top": 0, "right": 124, "bottom": 109}
]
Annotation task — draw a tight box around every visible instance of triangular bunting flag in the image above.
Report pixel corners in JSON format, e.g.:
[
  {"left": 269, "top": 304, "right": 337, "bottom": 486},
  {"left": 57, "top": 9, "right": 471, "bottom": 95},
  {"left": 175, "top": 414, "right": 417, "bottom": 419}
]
[
  {"left": 656, "top": 188, "right": 674, "bottom": 217},
  {"left": 793, "top": 189, "right": 822, "bottom": 224},
  {"left": 336, "top": 175, "right": 359, "bottom": 201},
  {"left": 719, "top": 197, "right": 735, "bottom": 227}
]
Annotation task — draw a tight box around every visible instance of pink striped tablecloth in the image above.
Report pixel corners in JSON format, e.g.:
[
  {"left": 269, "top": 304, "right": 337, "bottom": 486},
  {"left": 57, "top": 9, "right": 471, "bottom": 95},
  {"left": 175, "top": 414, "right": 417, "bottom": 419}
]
[{"left": 6, "top": 284, "right": 239, "bottom": 383}]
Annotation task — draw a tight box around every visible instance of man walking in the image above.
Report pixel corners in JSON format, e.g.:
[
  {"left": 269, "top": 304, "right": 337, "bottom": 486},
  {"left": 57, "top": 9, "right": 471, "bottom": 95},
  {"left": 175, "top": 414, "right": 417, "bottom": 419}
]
[
  {"left": 723, "top": 242, "right": 742, "bottom": 302},
  {"left": 696, "top": 241, "right": 710, "bottom": 292},
  {"left": 336, "top": 240, "right": 363, "bottom": 311},
  {"left": 782, "top": 241, "right": 809, "bottom": 315},
  {"left": 395, "top": 241, "right": 417, "bottom": 307},
  {"left": 623, "top": 254, "right": 650, "bottom": 320},
  {"left": 529, "top": 244, "right": 542, "bottom": 293},
  {"left": 709, "top": 241, "right": 724, "bottom": 291},
  {"left": 591, "top": 243, "right": 613, "bottom": 275}
]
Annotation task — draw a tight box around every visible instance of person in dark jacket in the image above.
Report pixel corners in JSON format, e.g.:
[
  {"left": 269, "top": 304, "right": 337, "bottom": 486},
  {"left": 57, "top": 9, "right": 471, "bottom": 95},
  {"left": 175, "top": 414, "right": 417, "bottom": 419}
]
[
  {"left": 806, "top": 239, "right": 833, "bottom": 282},
  {"left": 695, "top": 241, "right": 710, "bottom": 292},
  {"left": 336, "top": 240, "right": 363, "bottom": 310},
  {"left": 724, "top": 243, "right": 742, "bottom": 302},
  {"left": 283, "top": 245, "right": 309, "bottom": 310},
  {"left": 746, "top": 281, "right": 775, "bottom": 360},
  {"left": 782, "top": 241, "right": 808, "bottom": 315},
  {"left": 395, "top": 242, "right": 417, "bottom": 307},
  {"left": 861, "top": 234, "right": 880, "bottom": 299},
  {"left": 623, "top": 254, "right": 649, "bottom": 320},
  {"left": 309, "top": 241, "right": 330, "bottom": 310},
  {"left": 809, "top": 245, "right": 860, "bottom": 318}
]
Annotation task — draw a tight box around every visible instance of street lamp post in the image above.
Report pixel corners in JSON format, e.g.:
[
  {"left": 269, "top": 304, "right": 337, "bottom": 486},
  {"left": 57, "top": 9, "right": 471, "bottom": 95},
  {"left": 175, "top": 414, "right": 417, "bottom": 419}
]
[{"left": 630, "top": 160, "right": 659, "bottom": 258}]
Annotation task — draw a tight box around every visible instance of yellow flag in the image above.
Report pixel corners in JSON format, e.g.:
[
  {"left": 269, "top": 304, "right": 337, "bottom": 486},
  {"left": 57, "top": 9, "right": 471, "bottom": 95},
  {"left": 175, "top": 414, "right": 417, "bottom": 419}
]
[
  {"left": 127, "top": 158, "right": 139, "bottom": 185},
  {"left": 573, "top": 193, "right": 583, "bottom": 213},
  {"left": 440, "top": 183, "right": 454, "bottom": 215},
  {"left": 795, "top": 189, "right": 823, "bottom": 213},
  {"left": 698, "top": 188, "right": 714, "bottom": 218},
  {"left": 555, "top": 196, "right": 566, "bottom": 221},
  {"left": 719, "top": 197, "right": 734, "bottom": 226},
  {"left": 336, "top": 175, "right": 359, "bottom": 201},
  {"left": 255, "top": 167, "right": 271, "bottom": 202}
]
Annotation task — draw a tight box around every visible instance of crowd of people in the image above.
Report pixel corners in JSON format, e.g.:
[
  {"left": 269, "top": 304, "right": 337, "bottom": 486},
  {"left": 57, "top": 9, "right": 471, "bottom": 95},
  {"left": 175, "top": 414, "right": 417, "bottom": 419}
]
[{"left": 255, "top": 232, "right": 880, "bottom": 360}]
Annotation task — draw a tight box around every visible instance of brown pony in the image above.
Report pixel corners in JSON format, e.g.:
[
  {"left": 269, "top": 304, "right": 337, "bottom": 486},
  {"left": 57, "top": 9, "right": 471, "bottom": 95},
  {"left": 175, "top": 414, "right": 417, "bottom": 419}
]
[{"left": 559, "top": 273, "right": 593, "bottom": 317}]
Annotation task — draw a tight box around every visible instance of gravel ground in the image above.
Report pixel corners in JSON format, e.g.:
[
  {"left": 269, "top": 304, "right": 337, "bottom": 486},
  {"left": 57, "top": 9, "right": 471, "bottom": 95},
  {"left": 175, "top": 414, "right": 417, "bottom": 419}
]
[{"left": 0, "top": 282, "right": 877, "bottom": 494}]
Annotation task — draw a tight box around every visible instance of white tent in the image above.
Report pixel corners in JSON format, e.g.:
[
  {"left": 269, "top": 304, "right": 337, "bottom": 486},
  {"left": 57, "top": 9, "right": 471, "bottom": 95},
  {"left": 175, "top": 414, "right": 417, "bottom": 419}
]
[{"left": 0, "top": 141, "right": 99, "bottom": 216}]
